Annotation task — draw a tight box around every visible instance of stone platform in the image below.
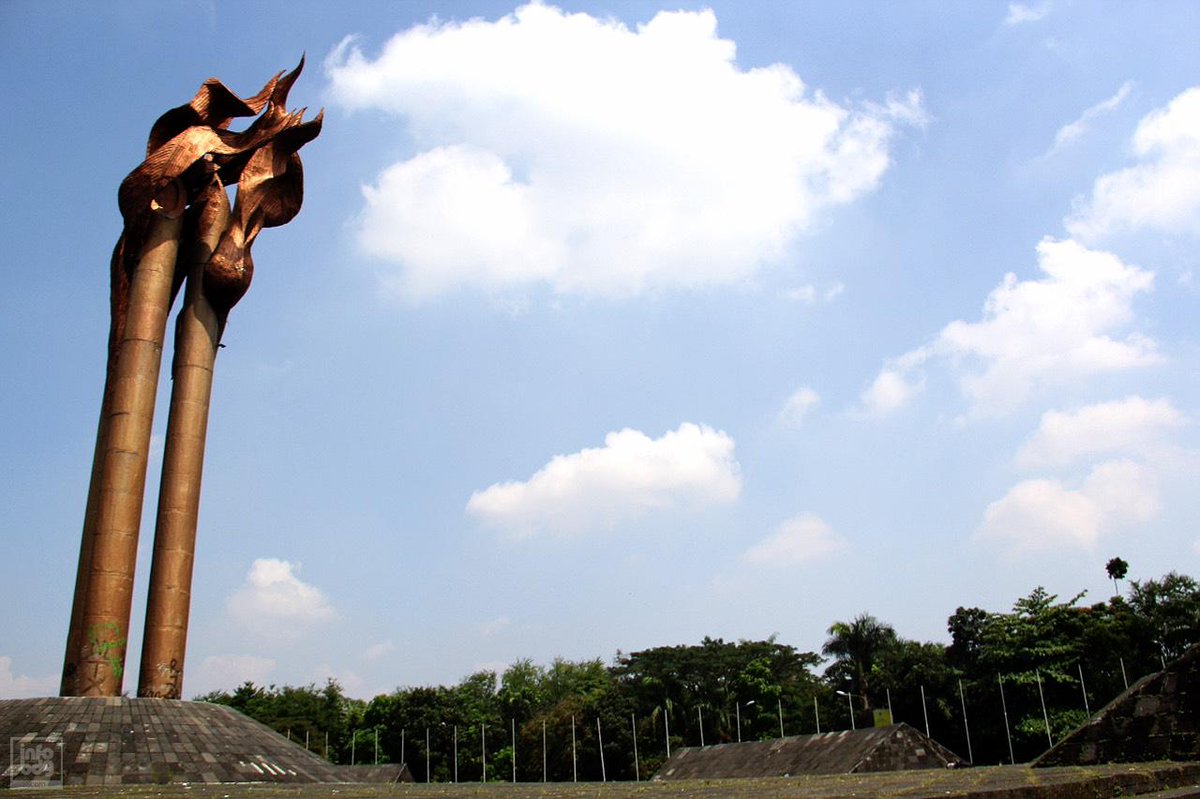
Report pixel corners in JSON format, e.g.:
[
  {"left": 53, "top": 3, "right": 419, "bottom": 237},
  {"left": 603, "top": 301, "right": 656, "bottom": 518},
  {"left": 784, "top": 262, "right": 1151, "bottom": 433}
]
[
  {"left": 1035, "top": 644, "right": 1199, "bottom": 766},
  {"left": 0, "top": 696, "right": 399, "bottom": 786},
  {"left": 654, "top": 722, "right": 963, "bottom": 780}
]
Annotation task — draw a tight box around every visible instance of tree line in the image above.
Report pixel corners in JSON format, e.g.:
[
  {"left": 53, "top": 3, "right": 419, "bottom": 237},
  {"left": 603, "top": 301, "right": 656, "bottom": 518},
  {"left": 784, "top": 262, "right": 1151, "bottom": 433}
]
[{"left": 196, "top": 568, "right": 1199, "bottom": 777}]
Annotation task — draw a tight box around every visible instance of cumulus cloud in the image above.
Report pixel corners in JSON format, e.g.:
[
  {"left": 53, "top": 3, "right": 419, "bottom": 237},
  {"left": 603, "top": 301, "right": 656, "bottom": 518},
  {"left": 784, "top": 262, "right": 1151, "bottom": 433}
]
[
  {"left": 325, "top": 3, "right": 922, "bottom": 299},
  {"left": 226, "top": 559, "right": 337, "bottom": 641},
  {"left": 189, "top": 654, "right": 277, "bottom": 696},
  {"left": 467, "top": 422, "right": 741, "bottom": 537},
  {"left": 863, "top": 237, "right": 1157, "bottom": 417},
  {"left": 1004, "top": 3, "right": 1050, "bottom": 25},
  {"left": 1016, "top": 396, "right": 1185, "bottom": 469},
  {"left": 742, "top": 513, "right": 845, "bottom": 566},
  {"left": 0, "top": 656, "right": 57, "bottom": 699},
  {"left": 1048, "top": 81, "right": 1134, "bottom": 154},
  {"left": 861, "top": 354, "right": 928, "bottom": 416},
  {"left": 779, "top": 387, "right": 821, "bottom": 427},
  {"left": 976, "top": 459, "right": 1159, "bottom": 554},
  {"left": 1068, "top": 86, "right": 1200, "bottom": 241}
]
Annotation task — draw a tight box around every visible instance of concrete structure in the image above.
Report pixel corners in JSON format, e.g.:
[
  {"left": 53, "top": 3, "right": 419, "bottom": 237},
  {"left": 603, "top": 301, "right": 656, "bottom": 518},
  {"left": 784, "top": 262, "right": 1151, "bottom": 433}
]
[
  {"left": 654, "top": 723, "right": 963, "bottom": 780},
  {"left": 0, "top": 697, "right": 406, "bottom": 787},
  {"left": 60, "top": 62, "right": 320, "bottom": 699},
  {"left": 1034, "top": 645, "right": 1199, "bottom": 767}
]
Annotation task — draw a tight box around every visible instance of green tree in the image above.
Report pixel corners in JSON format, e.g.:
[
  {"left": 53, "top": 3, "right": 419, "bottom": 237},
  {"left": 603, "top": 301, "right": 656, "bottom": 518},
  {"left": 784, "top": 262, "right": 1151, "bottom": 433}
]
[
  {"left": 947, "top": 606, "right": 990, "bottom": 670},
  {"left": 195, "top": 679, "right": 353, "bottom": 762},
  {"left": 822, "top": 613, "right": 898, "bottom": 714},
  {"left": 1106, "top": 557, "right": 1129, "bottom": 596},
  {"left": 1129, "top": 571, "right": 1200, "bottom": 661},
  {"left": 873, "top": 639, "right": 956, "bottom": 736},
  {"left": 616, "top": 637, "right": 821, "bottom": 749}
]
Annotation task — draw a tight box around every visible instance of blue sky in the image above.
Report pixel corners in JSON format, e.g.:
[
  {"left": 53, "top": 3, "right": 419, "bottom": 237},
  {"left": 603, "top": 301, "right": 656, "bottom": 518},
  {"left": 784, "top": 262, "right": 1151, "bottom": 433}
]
[{"left": 2, "top": 1, "right": 1198, "bottom": 700}]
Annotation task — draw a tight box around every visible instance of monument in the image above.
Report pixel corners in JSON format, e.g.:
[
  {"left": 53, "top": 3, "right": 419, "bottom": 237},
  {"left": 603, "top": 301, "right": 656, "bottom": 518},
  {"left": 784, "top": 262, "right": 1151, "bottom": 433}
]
[
  {"left": 60, "top": 60, "right": 321, "bottom": 700},
  {"left": 1, "top": 59, "right": 415, "bottom": 789}
]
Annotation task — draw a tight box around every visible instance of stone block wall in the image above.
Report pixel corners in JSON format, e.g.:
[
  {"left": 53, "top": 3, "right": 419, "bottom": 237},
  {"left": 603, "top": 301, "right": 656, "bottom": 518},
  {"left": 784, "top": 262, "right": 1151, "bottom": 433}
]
[{"left": 1034, "top": 645, "right": 1199, "bottom": 766}]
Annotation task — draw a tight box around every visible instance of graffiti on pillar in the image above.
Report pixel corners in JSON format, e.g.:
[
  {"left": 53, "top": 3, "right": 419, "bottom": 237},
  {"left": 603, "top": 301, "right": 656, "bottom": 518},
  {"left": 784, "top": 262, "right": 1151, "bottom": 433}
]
[
  {"left": 140, "top": 659, "right": 181, "bottom": 700},
  {"left": 89, "top": 621, "right": 126, "bottom": 681},
  {"left": 74, "top": 621, "right": 127, "bottom": 694}
]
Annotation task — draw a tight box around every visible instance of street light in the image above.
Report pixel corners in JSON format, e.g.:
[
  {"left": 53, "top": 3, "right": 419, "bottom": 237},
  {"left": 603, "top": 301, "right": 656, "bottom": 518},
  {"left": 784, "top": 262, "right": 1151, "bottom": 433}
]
[
  {"left": 834, "top": 690, "right": 857, "bottom": 731},
  {"left": 737, "top": 700, "right": 756, "bottom": 743}
]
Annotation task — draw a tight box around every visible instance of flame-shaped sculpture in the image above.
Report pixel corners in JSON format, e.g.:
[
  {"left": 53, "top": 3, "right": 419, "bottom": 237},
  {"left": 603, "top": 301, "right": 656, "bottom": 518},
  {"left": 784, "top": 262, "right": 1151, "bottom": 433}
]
[{"left": 62, "top": 59, "right": 321, "bottom": 698}]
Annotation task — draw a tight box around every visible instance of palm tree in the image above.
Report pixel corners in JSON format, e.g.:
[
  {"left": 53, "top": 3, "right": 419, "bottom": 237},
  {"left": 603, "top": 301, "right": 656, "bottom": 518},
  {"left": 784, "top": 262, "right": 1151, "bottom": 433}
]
[
  {"left": 1106, "top": 557, "right": 1129, "bottom": 597},
  {"left": 822, "top": 613, "right": 898, "bottom": 711}
]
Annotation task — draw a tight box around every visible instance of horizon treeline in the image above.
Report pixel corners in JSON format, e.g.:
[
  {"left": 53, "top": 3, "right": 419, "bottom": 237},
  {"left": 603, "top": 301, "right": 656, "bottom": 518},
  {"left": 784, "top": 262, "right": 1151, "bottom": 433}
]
[{"left": 196, "top": 568, "right": 1199, "bottom": 776}]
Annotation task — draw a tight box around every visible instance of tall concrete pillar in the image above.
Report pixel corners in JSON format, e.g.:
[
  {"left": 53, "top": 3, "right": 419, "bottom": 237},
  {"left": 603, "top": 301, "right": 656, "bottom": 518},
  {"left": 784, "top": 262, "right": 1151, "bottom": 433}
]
[
  {"left": 137, "top": 180, "right": 228, "bottom": 699},
  {"left": 65, "top": 201, "right": 183, "bottom": 696},
  {"left": 62, "top": 61, "right": 319, "bottom": 699}
]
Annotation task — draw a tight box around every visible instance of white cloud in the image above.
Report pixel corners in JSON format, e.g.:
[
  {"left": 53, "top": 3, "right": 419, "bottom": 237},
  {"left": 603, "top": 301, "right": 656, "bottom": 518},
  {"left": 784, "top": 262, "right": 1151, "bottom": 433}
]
[
  {"left": 1068, "top": 86, "right": 1200, "bottom": 241},
  {"left": 977, "top": 478, "right": 1100, "bottom": 552},
  {"left": 190, "top": 654, "right": 276, "bottom": 696},
  {"left": 362, "top": 641, "right": 397, "bottom": 662},
  {"left": 0, "top": 656, "right": 57, "bottom": 699},
  {"left": 325, "top": 3, "right": 922, "bottom": 299},
  {"left": 467, "top": 422, "right": 741, "bottom": 537},
  {"left": 864, "top": 238, "right": 1157, "bottom": 417},
  {"left": 479, "top": 616, "right": 512, "bottom": 637},
  {"left": 1016, "top": 396, "right": 1185, "bottom": 469},
  {"left": 226, "top": 559, "right": 337, "bottom": 641},
  {"left": 312, "top": 664, "right": 369, "bottom": 698},
  {"left": 1084, "top": 458, "right": 1161, "bottom": 521},
  {"left": 779, "top": 387, "right": 821, "bottom": 427},
  {"left": 785, "top": 282, "right": 845, "bottom": 304},
  {"left": 861, "top": 360, "right": 927, "bottom": 416},
  {"left": 976, "top": 459, "right": 1159, "bottom": 555},
  {"left": 1005, "top": 3, "right": 1050, "bottom": 25},
  {"left": 743, "top": 513, "right": 844, "bottom": 567},
  {"left": 1049, "top": 81, "right": 1134, "bottom": 153}
]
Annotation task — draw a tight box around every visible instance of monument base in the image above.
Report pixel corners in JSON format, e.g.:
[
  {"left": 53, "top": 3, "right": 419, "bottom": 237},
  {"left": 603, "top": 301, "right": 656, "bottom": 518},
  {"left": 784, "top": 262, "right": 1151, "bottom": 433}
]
[
  {"left": 1034, "top": 644, "right": 1199, "bottom": 766},
  {"left": 0, "top": 697, "right": 406, "bottom": 787}
]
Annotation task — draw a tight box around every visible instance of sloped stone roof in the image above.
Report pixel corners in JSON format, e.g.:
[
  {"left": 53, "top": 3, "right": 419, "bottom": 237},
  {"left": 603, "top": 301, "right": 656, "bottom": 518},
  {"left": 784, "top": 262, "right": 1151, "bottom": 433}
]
[
  {"left": 654, "top": 723, "right": 963, "bottom": 780},
  {"left": 1034, "top": 644, "right": 1200, "bottom": 766},
  {"left": 0, "top": 697, "right": 384, "bottom": 786}
]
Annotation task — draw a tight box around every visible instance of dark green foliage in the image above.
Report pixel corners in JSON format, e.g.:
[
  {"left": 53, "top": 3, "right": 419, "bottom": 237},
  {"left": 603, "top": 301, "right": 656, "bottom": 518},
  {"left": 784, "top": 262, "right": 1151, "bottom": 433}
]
[
  {"left": 199, "top": 570, "right": 1198, "bottom": 778},
  {"left": 615, "top": 636, "right": 823, "bottom": 745},
  {"left": 195, "top": 678, "right": 357, "bottom": 763},
  {"left": 1106, "top": 557, "right": 1129, "bottom": 595},
  {"left": 1129, "top": 571, "right": 1200, "bottom": 660},
  {"left": 822, "top": 614, "right": 898, "bottom": 714}
]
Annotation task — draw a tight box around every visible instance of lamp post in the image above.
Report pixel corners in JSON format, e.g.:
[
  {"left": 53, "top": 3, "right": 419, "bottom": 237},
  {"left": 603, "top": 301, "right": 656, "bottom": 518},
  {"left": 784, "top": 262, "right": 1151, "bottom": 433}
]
[
  {"left": 835, "top": 691, "right": 857, "bottom": 731},
  {"left": 738, "top": 699, "right": 756, "bottom": 742}
]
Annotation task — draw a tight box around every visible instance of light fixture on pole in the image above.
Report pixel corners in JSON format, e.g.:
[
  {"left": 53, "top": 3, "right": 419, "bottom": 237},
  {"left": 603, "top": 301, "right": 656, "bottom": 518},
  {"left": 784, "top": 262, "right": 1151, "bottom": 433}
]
[{"left": 835, "top": 691, "right": 856, "bottom": 731}]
